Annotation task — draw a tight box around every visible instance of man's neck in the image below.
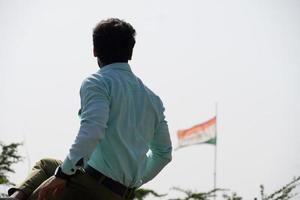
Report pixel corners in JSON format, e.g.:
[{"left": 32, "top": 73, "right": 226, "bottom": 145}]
[
  {"left": 97, "top": 58, "right": 106, "bottom": 68},
  {"left": 97, "top": 59, "right": 128, "bottom": 69}
]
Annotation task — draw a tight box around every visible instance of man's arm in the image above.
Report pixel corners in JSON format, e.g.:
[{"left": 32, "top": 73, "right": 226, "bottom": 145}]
[
  {"left": 141, "top": 103, "right": 172, "bottom": 185},
  {"left": 61, "top": 77, "right": 110, "bottom": 175},
  {"left": 38, "top": 77, "right": 110, "bottom": 200}
]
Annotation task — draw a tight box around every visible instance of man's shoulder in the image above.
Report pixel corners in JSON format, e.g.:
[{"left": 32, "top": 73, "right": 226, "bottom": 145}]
[
  {"left": 80, "top": 71, "right": 110, "bottom": 92},
  {"left": 141, "top": 84, "right": 164, "bottom": 108},
  {"left": 143, "top": 85, "right": 157, "bottom": 97}
]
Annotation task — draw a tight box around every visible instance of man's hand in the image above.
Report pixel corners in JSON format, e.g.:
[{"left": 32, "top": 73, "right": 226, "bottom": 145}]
[{"left": 38, "top": 176, "right": 66, "bottom": 200}]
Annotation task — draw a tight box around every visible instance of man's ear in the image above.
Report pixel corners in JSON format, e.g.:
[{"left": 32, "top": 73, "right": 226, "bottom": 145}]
[
  {"left": 93, "top": 48, "right": 97, "bottom": 57},
  {"left": 128, "top": 49, "right": 133, "bottom": 60}
]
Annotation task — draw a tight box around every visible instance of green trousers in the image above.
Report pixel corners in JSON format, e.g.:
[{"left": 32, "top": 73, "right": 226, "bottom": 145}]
[{"left": 9, "top": 158, "right": 134, "bottom": 200}]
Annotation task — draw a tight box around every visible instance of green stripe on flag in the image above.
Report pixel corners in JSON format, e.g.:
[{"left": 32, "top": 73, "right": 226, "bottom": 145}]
[{"left": 205, "top": 137, "right": 217, "bottom": 145}]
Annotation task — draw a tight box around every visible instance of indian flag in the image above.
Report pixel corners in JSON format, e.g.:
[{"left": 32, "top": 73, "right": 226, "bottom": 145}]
[{"left": 177, "top": 117, "right": 217, "bottom": 148}]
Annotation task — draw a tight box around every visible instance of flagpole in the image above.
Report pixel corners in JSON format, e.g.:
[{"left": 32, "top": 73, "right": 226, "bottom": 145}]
[{"left": 214, "top": 102, "right": 218, "bottom": 200}]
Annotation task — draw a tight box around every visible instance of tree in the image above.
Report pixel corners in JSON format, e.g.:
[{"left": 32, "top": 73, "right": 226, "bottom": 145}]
[
  {"left": 0, "top": 142, "right": 22, "bottom": 197},
  {"left": 258, "top": 176, "right": 300, "bottom": 200},
  {"left": 222, "top": 192, "right": 243, "bottom": 200},
  {"left": 0, "top": 142, "right": 22, "bottom": 185},
  {"left": 135, "top": 188, "right": 167, "bottom": 200},
  {"left": 133, "top": 176, "right": 300, "bottom": 200},
  {"left": 168, "top": 187, "right": 224, "bottom": 200}
]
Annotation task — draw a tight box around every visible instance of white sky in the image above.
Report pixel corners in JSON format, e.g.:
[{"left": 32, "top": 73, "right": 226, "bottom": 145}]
[{"left": 1, "top": 0, "right": 300, "bottom": 199}]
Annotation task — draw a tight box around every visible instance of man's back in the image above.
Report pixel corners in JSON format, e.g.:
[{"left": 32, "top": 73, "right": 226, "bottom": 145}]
[{"left": 84, "top": 63, "right": 172, "bottom": 187}]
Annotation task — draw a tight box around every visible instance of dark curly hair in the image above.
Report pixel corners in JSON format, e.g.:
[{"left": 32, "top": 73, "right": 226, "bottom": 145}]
[{"left": 93, "top": 18, "right": 136, "bottom": 64}]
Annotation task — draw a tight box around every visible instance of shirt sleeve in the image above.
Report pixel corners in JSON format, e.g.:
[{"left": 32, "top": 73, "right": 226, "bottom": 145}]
[
  {"left": 141, "top": 99, "right": 172, "bottom": 185},
  {"left": 61, "top": 77, "right": 110, "bottom": 175}
]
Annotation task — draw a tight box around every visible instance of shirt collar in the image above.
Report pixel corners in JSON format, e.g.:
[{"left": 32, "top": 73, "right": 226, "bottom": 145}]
[{"left": 99, "top": 62, "right": 132, "bottom": 73}]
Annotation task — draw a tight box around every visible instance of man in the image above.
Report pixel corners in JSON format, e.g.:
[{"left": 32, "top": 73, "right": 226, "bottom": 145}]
[{"left": 7, "top": 18, "right": 172, "bottom": 200}]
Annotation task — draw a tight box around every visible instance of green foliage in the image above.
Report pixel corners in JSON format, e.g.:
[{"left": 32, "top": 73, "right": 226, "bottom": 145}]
[
  {"left": 0, "top": 142, "right": 22, "bottom": 185},
  {"left": 258, "top": 176, "right": 300, "bottom": 200},
  {"left": 135, "top": 188, "right": 167, "bottom": 200},
  {"left": 168, "top": 187, "right": 225, "bottom": 200},
  {"left": 134, "top": 176, "right": 299, "bottom": 200},
  {"left": 223, "top": 192, "right": 243, "bottom": 200}
]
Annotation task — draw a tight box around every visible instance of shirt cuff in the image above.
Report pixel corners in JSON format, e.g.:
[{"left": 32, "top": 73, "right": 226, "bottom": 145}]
[{"left": 61, "top": 156, "right": 77, "bottom": 175}]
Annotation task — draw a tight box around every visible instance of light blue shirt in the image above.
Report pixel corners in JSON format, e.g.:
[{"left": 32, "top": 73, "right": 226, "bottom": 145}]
[{"left": 61, "top": 63, "right": 172, "bottom": 187}]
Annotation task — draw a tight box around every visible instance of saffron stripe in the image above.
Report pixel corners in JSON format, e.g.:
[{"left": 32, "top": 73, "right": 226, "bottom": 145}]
[{"left": 177, "top": 117, "right": 216, "bottom": 139}]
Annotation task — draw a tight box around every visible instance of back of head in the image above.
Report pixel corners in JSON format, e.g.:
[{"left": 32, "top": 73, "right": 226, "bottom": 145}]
[{"left": 93, "top": 18, "right": 136, "bottom": 65}]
